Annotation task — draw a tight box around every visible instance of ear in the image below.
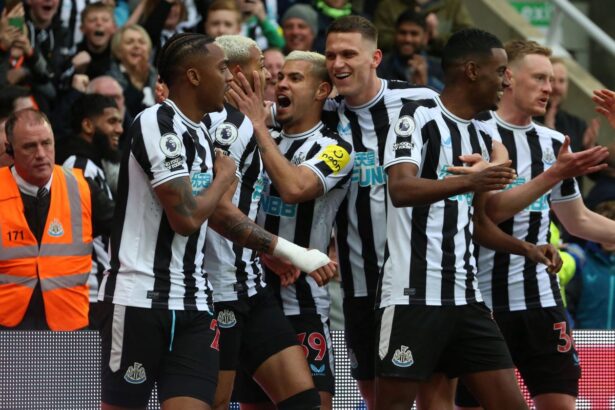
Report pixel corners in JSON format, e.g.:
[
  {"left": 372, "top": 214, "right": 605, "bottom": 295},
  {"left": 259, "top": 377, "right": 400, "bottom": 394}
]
[
  {"left": 505, "top": 67, "right": 513, "bottom": 85},
  {"left": 186, "top": 67, "right": 200, "bottom": 86},
  {"left": 82, "top": 118, "right": 94, "bottom": 134},
  {"left": 465, "top": 60, "right": 479, "bottom": 82},
  {"left": 371, "top": 48, "right": 383, "bottom": 69},
  {"left": 315, "top": 81, "right": 332, "bottom": 101}
]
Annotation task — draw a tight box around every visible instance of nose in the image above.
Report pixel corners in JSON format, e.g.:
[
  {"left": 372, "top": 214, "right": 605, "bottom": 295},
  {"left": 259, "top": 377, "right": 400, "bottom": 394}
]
[
  {"left": 116, "top": 123, "right": 124, "bottom": 134},
  {"left": 224, "top": 68, "right": 233, "bottom": 83},
  {"left": 264, "top": 67, "right": 271, "bottom": 81}
]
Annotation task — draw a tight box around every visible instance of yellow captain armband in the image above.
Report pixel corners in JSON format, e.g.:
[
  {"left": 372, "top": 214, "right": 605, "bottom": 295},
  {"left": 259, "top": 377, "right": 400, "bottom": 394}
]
[{"left": 319, "top": 145, "right": 351, "bottom": 174}]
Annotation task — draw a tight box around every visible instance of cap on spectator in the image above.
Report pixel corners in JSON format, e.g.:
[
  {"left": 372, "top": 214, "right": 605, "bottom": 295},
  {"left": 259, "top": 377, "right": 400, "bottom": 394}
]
[{"left": 282, "top": 4, "right": 319, "bottom": 35}]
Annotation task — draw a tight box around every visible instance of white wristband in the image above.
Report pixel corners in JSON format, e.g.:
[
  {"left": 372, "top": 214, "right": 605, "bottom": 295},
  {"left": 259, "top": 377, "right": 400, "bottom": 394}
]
[{"left": 273, "top": 237, "right": 330, "bottom": 273}]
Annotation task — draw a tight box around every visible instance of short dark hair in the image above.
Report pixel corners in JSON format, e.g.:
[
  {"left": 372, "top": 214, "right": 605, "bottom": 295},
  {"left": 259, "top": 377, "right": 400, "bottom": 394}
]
[
  {"left": 441, "top": 28, "right": 503, "bottom": 73},
  {"left": 5, "top": 109, "right": 51, "bottom": 145},
  {"left": 326, "top": 15, "right": 378, "bottom": 44},
  {"left": 71, "top": 94, "right": 118, "bottom": 133},
  {"left": 395, "top": 9, "right": 427, "bottom": 30},
  {"left": 0, "top": 85, "right": 32, "bottom": 120},
  {"left": 156, "top": 33, "right": 215, "bottom": 87}
]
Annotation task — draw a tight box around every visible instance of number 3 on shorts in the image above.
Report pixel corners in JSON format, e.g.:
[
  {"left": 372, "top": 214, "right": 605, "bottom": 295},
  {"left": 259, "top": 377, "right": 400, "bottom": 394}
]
[{"left": 553, "top": 321, "right": 572, "bottom": 353}]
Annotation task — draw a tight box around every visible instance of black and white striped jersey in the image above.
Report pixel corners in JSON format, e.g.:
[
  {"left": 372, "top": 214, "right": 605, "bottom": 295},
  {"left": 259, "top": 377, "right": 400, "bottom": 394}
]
[
  {"left": 380, "top": 96, "right": 493, "bottom": 308},
  {"left": 100, "top": 99, "right": 215, "bottom": 311},
  {"left": 63, "top": 155, "right": 112, "bottom": 303},
  {"left": 475, "top": 111, "right": 581, "bottom": 312},
  {"left": 203, "top": 104, "right": 267, "bottom": 302},
  {"left": 58, "top": 0, "right": 90, "bottom": 52},
  {"left": 322, "top": 79, "right": 439, "bottom": 298},
  {"left": 257, "top": 122, "right": 354, "bottom": 318}
]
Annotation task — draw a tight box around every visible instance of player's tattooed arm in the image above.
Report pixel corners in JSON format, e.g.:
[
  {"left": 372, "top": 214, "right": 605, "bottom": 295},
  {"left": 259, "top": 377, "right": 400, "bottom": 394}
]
[{"left": 166, "top": 177, "right": 198, "bottom": 216}]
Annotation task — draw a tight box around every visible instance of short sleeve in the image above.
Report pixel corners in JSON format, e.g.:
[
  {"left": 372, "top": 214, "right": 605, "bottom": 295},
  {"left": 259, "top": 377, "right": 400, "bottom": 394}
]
[
  {"left": 299, "top": 138, "right": 354, "bottom": 194},
  {"left": 383, "top": 102, "right": 424, "bottom": 171}
]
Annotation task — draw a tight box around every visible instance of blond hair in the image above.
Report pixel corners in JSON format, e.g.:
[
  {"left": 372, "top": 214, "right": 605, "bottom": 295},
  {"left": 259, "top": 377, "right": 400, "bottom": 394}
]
[
  {"left": 285, "top": 50, "right": 330, "bottom": 84},
  {"left": 111, "top": 24, "right": 152, "bottom": 60},
  {"left": 504, "top": 40, "right": 552, "bottom": 65}
]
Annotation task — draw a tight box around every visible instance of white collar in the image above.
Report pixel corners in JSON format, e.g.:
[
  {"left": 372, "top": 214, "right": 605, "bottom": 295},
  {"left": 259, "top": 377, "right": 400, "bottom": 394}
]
[{"left": 11, "top": 166, "right": 53, "bottom": 197}]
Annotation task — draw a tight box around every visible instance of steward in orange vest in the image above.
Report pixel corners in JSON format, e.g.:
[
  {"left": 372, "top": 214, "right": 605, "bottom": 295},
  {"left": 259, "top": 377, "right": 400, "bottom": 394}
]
[{"left": 0, "top": 165, "right": 93, "bottom": 331}]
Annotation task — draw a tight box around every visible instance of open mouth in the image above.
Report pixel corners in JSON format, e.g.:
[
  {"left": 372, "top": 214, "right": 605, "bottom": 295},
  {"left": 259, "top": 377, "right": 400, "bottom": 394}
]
[
  {"left": 334, "top": 73, "right": 350, "bottom": 80},
  {"left": 94, "top": 30, "right": 106, "bottom": 38},
  {"left": 277, "top": 95, "right": 291, "bottom": 108}
]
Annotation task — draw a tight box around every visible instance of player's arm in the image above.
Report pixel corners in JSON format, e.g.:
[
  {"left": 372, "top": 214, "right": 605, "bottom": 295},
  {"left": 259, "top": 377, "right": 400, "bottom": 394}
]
[
  {"left": 473, "top": 193, "right": 562, "bottom": 273},
  {"left": 154, "top": 150, "right": 238, "bottom": 236},
  {"left": 486, "top": 137, "right": 608, "bottom": 223},
  {"left": 552, "top": 197, "right": 615, "bottom": 246},
  {"left": 208, "top": 187, "right": 336, "bottom": 286}
]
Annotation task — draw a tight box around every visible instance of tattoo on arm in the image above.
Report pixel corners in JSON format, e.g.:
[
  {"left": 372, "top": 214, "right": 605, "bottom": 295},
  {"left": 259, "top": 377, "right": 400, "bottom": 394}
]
[
  {"left": 223, "top": 214, "right": 274, "bottom": 253},
  {"left": 168, "top": 177, "right": 197, "bottom": 217}
]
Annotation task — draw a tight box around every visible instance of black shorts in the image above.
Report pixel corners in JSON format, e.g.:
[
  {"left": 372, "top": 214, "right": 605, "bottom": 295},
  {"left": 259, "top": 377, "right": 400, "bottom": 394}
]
[
  {"left": 214, "top": 288, "right": 298, "bottom": 374},
  {"left": 455, "top": 306, "right": 581, "bottom": 406},
  {"left": 343, "top": 295, "right": 377, "bottom": 380},
  {"left": 100, "top": 302, "right": 219, "bottom": 407},
  {"left": 233, "top": 313, "right": 335, "bottom": 403},
  {"left": 375, "top": 303, "right": 513, "bottom": 381}
]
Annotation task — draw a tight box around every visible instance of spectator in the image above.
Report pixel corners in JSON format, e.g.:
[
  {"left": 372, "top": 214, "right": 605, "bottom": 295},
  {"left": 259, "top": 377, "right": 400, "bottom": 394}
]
[
  {"left": 567, "top": 201, "right": 615, "bottom": 329},
  {"left": 238, "top": 0, "right": 285, "bottom": 50},
  {"left": 313, "top": 0, "right": 361, "bottom": 53},
  {"left": 263, "top": 46, "right": 283, "bottom": 101},
  {"left": 203, "top": 0, "right": 242, "bottom": 37},
  {"left": 281, "top": 3, "right": 317, "bottom": 53},
  {"left": 537, "top": 58, "right": 599, "bottom": 157},
  {"left": 135, "top": 0, "right": 191, "bottom": 61},
  {"left": 0, "top": 118, "right": 11, "bottom": 166},
  {"left": 0, "top": 109, "right": 112, "bottom": 331},
  {"left": 107, "top": 24, "right": 157, "bottom": 119},
  {"left": 56, "top": 94, "right": 121, "bottom": 328},
  {"left": 377, "top": 9, "right": 444, "bottom": 90},
  {"left": 374, "top": 0, "right": 473, "bottom": 54},
  {"left": 0, "top": 85, "right": 36, "bottom": 119},
  {"left": 59, "top": 2, "right": 117, "bottom": 88}
]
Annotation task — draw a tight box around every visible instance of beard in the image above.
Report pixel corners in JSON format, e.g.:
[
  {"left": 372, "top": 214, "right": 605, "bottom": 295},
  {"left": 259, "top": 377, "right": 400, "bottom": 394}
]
[{"left": 93, "top": 129, "right": 121, "bottom": 163}]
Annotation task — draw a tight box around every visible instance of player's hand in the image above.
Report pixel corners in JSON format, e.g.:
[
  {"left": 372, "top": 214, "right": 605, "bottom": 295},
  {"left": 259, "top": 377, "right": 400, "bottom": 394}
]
[
  {"left": 447, "top": 154, "right": 503, "bottom": 175},
  {"left": 546, "top": 136, "right": 608, "bottom": 180},
  {"left": 525, "top": 244, "right": 562, "bottom": 275},
  {"left": 261, "top": 253, "right": 300, "bottom": 287},
  {"left": 582, "top": 117, "right": 600, "bottom": 149},
  {"left": 213, "top": 148, "right": 237, "bottom": 184},
  {"left": 226, "top": 71, "right": 268, "bottom": 128},
  {"left": 308, "top": 260, "right": 337, "bottom": 287},
  {"left": 465, "top": 164, "right": 515, "bottom": 192},
  {"left": 593, "top": 89, "right": 615, "bottom": 129}
]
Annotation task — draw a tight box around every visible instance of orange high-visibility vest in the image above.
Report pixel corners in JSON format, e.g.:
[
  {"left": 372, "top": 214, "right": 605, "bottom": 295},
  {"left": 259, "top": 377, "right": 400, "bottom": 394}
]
[{"left": 0, "top": 165, "right": 93, "bottom": 330}]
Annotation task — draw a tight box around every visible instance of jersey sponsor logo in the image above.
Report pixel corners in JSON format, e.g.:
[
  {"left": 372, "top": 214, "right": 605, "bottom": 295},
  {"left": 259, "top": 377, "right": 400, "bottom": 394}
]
[
  {"left": 124, "top": 362, "right": 147, "bottom": 384},
  {"left": 442, "top": 135, "right": 452, "bottom": 147},
  {"left": 47, "top": 218, "right": 64, "bottom": 237},
  {"left": 394, "top": 116, "right": 416, "bottom": 137},
  {"left": 252, "top": 177, "right": 265, "bottom": 200},
  {"left": 352, "top": 151, "right": 386, "bottom": 187},
  {"left": 392, "top": 345, "right": 414, "bottom": 368},
  {"left": 159, "top": 133, "right": 182, "bottom": 158},
  {"left": 214, "top": 123, "right": 239, "bottom": 147},
  {"left": 504, "top": 177, "right": 549, "bottom": 211},
  {"left": 310, "top": 363, "right": 326, "bottom": 375},
  {"left": 319, "top": 145, "right": 351, "bottom": 174},
  {"left": 191, "top": 172, "right": 212, "bottom": 195},
  {"left": 543, "top": 147, "right": 556, "bottom": 165},
  {"left": 438, "top": 166, "right": 473, "bottom": 205},
  {"left": 216, "top": 309, "right": 237, "bottom": 328},
  {"left": 337, "top": 121, "right": 351, "bottom": 138},
  {"left": 261, "top": 194, "right": 297, "bottom": 217},
  {"left": 392, "top": 141, "right": 415, "bottom": 151}
]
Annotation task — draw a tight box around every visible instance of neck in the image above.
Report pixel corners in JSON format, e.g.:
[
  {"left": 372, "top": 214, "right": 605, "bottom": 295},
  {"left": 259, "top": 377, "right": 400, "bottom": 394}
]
[
  {"left": 345, "top": 75, "right": 381, "bottom": 107},
  {"left": 31, "top": 16, "right": 51, "bottom": 30},
  {"left": 169, "top": 91, "right": 206, "bottom": 123},
  {"left": 87, "top": 41, "right": 108, "bottom": 54},
  {"left": 282, "top": 109, "right": 322, "bottom": 135},
  {"left": 496, "top": 95, "right": 532, "bottom": 126},
  {"left": 439, "top": 85, "right": 481, "bottom": 120},
  {"left": 80, "top": 132, "right": 94, "bottom": 144}
]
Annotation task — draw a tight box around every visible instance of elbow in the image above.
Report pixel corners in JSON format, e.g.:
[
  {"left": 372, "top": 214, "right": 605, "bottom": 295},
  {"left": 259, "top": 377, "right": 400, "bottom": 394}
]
[
  {"left": 169, "top": 218, "right": 201, "bottom": 237},
  {"left": 279, "top": 187, "right": 308, "bottom": 205},
  {"left": 388, "top": 182, "right": 409, "bottom": 207}
]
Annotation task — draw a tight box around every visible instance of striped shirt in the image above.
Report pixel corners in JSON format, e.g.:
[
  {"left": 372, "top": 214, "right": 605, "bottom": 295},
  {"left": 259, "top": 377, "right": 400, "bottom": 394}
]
[
  {"left": 322, "top": 79, "right": 439, "bottom": 298},
  {"left": 203, "top": 104, "right": 267, "bottom": 302},
  {"left": 63, "top": 155, "right": 112, "bottom": 302},
  {"left": 380, "top": 96, "right": 493, "bottom": 307},
  {"left": 475, "top": 111, "right": 581, "bottom": 312},
  {"left": 100, "top": 99, "right": 215, "bottom": 311},
  {"left": 257, "top": 122, "right": 354, "bottom": 318}
]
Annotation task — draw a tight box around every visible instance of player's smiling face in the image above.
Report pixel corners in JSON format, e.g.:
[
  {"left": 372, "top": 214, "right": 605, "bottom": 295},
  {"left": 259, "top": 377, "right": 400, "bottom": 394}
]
[
  {"left": 475, "top": 47, "right": 509, "bottom": 111},
  {"left": 325, "top": 32, "right": 381, "bottom": 104}
]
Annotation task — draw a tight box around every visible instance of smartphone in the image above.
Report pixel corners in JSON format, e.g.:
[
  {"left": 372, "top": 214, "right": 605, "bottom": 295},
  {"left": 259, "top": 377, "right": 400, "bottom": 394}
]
[{"left": 8, "top": 16, "right": 25, "bottom": 31}]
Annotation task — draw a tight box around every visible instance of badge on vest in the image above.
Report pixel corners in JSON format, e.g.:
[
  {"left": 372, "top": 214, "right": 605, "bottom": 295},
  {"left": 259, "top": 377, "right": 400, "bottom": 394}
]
[{"left": 47, "top": 218, "right": 64, "bottom": 237}]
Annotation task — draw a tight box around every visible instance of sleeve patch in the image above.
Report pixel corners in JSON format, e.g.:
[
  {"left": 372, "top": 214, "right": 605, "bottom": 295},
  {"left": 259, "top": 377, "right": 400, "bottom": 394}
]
[
  {"left": 394, "top": 115, "right": 416, "bottom": 136},
  {"left": 318, "top": 145, "right": 351, "bottom": 174}
]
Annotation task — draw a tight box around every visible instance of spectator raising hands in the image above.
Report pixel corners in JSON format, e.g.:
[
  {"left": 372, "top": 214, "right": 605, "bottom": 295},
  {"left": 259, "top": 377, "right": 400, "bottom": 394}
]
[{"left": 593, "top": 89, "right": 615, "bottom": 129}]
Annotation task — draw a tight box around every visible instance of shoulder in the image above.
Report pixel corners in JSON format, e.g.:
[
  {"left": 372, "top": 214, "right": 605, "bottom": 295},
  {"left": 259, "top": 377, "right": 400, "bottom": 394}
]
[{"left": 532, "top": 121, "right": 566, "bottom": 143}]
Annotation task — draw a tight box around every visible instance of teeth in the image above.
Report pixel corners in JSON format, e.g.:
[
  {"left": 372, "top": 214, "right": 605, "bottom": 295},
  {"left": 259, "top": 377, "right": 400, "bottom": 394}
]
[{"left": 335, "top": 73, "right": 350, "bottom": 79}]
